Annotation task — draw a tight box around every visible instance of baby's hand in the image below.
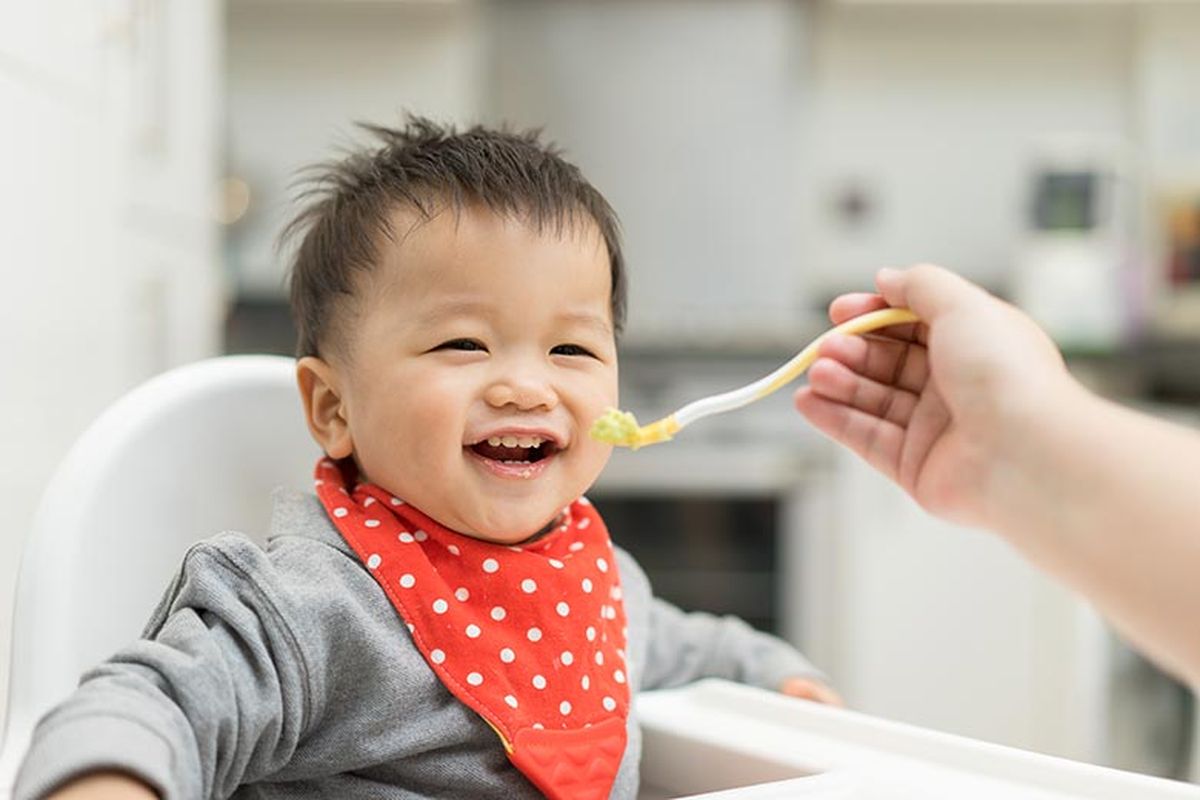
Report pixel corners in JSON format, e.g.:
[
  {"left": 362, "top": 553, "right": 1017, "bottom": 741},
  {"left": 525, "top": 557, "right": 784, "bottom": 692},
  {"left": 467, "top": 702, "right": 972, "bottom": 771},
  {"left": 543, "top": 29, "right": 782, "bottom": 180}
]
[
  {"left": 44, "top": 771, "right": 158, "bottom": 800},
  {"left": 778, "top": 676, "right": 844, "bottom": 707}
]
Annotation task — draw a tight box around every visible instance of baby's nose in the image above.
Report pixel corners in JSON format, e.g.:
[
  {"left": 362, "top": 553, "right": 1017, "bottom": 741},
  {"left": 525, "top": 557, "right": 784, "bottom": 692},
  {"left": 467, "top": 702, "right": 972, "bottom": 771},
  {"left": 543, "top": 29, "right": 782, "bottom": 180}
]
[{"left": 484, "top": 371, "right": 558, "bottom": 411}]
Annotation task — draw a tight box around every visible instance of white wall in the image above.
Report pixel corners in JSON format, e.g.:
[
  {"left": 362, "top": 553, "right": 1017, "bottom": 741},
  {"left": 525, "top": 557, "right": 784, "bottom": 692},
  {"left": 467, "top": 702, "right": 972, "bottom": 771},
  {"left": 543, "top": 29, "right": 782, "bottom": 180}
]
[
  {"left": 487, "top": 0, "right": 814, "bottom": 348},
  {"left": 805, "top": 4, "right": 1138, "bottom": 297},
  {"left": 224, "top": 1, "right": 486, "bottom": 296},
  {"left": 1, "top": 1, "right": 221, "bottom": 729}
]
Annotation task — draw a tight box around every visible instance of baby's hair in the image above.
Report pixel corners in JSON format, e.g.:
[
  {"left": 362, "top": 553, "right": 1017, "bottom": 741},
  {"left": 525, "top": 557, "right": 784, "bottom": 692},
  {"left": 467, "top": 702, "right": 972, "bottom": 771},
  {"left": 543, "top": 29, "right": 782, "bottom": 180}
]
[{"left": 283, "top": 115, "right": 626, "bottom": 359}]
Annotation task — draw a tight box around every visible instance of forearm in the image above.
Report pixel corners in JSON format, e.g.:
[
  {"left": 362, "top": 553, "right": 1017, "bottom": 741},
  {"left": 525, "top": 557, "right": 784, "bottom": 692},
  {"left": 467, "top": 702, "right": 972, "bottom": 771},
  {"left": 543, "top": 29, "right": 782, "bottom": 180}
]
[
  {"left": 641, "top": 599, "right": 822, "bottom": 691},
  {"left": 991, "top": 384, "right": 1200, "bottom": 686}
]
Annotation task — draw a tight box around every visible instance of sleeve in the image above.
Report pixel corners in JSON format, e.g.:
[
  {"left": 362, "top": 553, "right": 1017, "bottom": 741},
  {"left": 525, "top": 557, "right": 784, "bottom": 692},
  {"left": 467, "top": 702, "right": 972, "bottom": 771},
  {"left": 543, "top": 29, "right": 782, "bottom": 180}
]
[
  {"left": 633, "top": 577, "right": 827, "bottom": 694},
  {"left": 13, "top": 537, "right": 317, "bottom": 800},
  {"left": 614, "top": 544, "right": 830, "bottom": 695}
]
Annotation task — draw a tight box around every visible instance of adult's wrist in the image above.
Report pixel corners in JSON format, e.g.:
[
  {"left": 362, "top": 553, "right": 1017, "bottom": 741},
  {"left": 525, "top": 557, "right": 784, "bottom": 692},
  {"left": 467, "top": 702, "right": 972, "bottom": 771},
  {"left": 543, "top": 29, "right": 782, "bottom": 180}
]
[{"left": 981, "top": 371, "right": 1099, "bottom": 550}]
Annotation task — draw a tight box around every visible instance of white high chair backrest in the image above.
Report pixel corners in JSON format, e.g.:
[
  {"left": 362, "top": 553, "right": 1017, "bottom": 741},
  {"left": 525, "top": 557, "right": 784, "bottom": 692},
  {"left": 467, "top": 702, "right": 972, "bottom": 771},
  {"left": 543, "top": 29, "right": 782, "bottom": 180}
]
[{"left": 0, "top": 356, "right": 319, "bottom": 794}]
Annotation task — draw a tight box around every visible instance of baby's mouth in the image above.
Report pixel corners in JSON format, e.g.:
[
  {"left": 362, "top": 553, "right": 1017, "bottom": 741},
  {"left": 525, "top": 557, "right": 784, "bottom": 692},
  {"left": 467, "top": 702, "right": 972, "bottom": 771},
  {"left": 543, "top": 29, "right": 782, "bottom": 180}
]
[{"left": 468, "top": 435, "right": 560, "bottom": 465}]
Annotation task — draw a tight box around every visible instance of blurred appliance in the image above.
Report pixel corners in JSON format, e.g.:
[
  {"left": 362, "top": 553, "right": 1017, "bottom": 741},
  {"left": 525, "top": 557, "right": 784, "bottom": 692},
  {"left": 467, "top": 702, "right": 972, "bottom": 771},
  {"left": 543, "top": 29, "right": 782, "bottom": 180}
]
[
  {"left": 1152, "top": 183, "right": 1200, "bottom": 338},
  {"left": 1012, "top": 142, "right": 1139, "bottom": 352}
]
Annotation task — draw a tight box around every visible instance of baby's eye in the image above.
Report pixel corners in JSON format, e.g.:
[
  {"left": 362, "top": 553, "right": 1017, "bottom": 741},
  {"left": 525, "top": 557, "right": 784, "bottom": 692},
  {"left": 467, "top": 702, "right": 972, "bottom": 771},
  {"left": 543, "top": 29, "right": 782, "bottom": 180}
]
[
  {"left": 551, "top": 343, "right": 595, "bottom": 358},
  {"left": 434, "top": 339, "right": 487, "bottom": 352}
]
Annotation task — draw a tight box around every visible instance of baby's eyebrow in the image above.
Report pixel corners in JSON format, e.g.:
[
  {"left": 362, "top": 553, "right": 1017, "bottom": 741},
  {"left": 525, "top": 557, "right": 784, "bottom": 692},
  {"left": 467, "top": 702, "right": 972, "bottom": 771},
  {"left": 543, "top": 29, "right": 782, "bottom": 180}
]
[
  {"left": 557, "top": 311, "right": 613, "bottom": 338},
  {"left": 413, "top": 299, "right": 490, "bottom": 327}
]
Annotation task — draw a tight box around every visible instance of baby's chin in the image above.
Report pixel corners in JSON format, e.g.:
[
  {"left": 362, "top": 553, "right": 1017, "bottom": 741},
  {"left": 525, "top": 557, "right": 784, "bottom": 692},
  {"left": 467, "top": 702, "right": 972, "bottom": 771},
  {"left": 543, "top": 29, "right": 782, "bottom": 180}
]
[{"left": 460, "top": 515, "right": 562, "bottom": 546}]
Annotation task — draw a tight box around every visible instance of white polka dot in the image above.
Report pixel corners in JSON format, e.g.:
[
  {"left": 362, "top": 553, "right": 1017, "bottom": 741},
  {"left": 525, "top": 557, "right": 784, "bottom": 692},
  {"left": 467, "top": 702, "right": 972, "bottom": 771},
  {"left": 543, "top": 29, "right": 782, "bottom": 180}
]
[
  {"left": 390, "top": 496, "right": 404, "bottom": 506},
  {"left": 398, "top": 532, "right": 415, "bottom": 543},
  {"left": 527, "top": 627, "right": 543, "bottom": 642},
  {"left": 595, "top": 651, "right": 604, "bottom": 665},
  {"left": 509, "top": 545, "right": 523, "bottom": 552},
  {"left": 533, "top": 723, "right": 544, "bottom": 730},
  {"left": 364, "top": 518, "right": 381, "bottom": 529},
  {"left": 614, "top": 669, "right": 626, "bottom": 684},
  {"left": 556, "top": 602, "right": 570, "bottom": 617},
  {"left": 333, "top": 507, "right": 349, "bottom": 518},
  {"left": 569, "top": 542, "right": 585, "bottom": 552},
  {"left": 578, "top": 517, "right": 591, "bottom": 529},
  {"left": 560, "top": 651, "right": 574, "bottom": 666},
  {"left": 447, "top": 544, "right": 460, "bottom": 556},
  {"left": 505, "top": 695, "right": 519, "bottom": 708},
  {"left": 581, "top": 675, "right": 590, "bottom": 690},
  {"left": 363, "top": 496, "right": 376, "bottom": 507},
  {"left": 465, "top": 624, "right": 481, "bottom": 639},
  {"left": 482, "top": 558, "right": 500, "bottom": 574},
  {"left": 432, "top": 599, "right": 449, "bottom": 614},
  {"left": 580, "top": 497, "right": 592, "bottom": 506},
  {"left": 586, "top": 627, "right": 596, "bottom": 642},
  {"left": 559, "top": 700, "right": 572, "bottom": 716},
  {"left": 314, "top": 479, "right": 324, "bottom": 486},
  {"left": 490, "top": 606, "right": 507, "bottom": 621},
  {"left": 610, "top": 586, "right": 623, "bottom": 600},
  {"left": 500, "top": 647, "right": 516, "bottom": 663},
  {"left": 467, "top": 672, "right": 483, "bottom": 686},
  {"left": 430, "top": 649, "right": 445, "bottom": 664},
  {"left": 548, "top": 559, "right": 564, "bottom": 569},
  {"left": 406, "top": 623, "right": 415, "bottom": 633},
  {"left": 603, "top": 696, "right": 616, "bottom": 712},
  {"left": 455, "top": 587, "right": 470, "bottom": 602},
  {"left": 414, "top": 530, "right": 428, "bottom": 542},
  {"left": 366, "top": 554, "right": 382, "bottom": 569},
  {"left": 581, "top": 578, "right": 593, "bottom": 593},
  {"left": 521, "top": 578, "right": 537, "bottom": 594},
  {"left": 399, "top": 573, "right": 415, "bottom": 588},
  {"left": 532, "top": 674, "right": 547, "bottom": 689},
  {"left": 596, "top": 557, "right": 608, "bottom": 573}
]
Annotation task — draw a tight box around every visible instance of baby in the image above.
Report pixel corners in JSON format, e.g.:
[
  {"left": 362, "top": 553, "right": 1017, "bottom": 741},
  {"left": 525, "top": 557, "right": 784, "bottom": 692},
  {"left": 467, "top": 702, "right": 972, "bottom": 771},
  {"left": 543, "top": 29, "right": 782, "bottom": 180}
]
[{"left": 16, "top": 118, "right": 836, "bottom": 800}]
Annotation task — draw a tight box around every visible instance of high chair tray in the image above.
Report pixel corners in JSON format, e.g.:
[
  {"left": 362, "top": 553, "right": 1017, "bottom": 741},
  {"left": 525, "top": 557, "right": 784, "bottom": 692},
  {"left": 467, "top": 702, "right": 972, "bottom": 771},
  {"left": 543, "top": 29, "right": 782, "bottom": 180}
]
[{"left": 636, "top": 679, "right": 1200, "bottom": 799}]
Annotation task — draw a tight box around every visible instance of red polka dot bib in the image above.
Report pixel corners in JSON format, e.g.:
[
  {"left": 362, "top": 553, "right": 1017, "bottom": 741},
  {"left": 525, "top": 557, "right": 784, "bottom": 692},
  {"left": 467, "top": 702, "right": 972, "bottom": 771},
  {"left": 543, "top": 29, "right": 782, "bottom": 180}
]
[{"left": 314, "top": 459, "right": 630, "bottom": 800}]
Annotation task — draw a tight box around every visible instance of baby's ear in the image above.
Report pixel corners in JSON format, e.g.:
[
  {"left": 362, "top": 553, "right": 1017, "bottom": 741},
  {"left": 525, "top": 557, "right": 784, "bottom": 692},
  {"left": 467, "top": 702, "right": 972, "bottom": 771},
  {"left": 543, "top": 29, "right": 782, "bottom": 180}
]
[{"left": 296, "top": 356, "right": 353, "bottom": 459}]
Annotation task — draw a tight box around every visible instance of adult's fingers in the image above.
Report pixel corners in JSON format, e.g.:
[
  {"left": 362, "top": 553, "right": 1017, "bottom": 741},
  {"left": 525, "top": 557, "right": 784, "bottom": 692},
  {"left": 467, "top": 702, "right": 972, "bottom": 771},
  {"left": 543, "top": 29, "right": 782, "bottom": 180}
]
[
  {"left": 876, "top": 264, "right": 985, "bottom": 325},
  {"left": 828, "top": 293, "right": 889, "bottom": 324},
  {"left": 794, "top": 386, "right": 903, "bottom": 482},
  {"left": 806, "top": 358, "right": 920, "bottom": 428},
  {"left": 829, "top": 292, "right": 924, "bottom": 344},
  {"left": 817, "top": 333, "right": 929, "bottom": 395}
]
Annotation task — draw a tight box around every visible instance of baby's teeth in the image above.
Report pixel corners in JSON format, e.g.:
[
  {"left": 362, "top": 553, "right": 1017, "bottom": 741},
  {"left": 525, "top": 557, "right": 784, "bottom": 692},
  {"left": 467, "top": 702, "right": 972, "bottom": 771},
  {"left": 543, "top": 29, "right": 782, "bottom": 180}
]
[{"left": 484, "top": 435, "right": 545, "bottom": 449}]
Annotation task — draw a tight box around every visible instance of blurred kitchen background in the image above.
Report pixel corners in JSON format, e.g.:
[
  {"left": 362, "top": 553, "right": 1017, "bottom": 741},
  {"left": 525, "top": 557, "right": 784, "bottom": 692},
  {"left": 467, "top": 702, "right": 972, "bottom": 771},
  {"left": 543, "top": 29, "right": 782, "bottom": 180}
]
[{"left": 5, "top": 0, "right": 1200, "bottom": 784}]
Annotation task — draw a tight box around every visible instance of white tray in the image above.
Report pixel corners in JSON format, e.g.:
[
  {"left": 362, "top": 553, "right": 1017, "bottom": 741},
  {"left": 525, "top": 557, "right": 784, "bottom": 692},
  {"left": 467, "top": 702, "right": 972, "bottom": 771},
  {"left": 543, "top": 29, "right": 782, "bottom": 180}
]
[{"left": 636, "top": 679, "right": 1200, "bottom": 799}]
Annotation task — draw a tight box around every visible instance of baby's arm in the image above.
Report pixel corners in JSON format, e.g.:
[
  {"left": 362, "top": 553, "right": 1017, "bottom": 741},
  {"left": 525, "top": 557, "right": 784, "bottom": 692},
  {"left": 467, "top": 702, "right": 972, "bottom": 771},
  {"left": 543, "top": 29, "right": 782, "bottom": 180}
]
[
  {"left": 638, "top": 595, "right": 830, "bottom": 695},
  {"left": 619, "top": 549, "right": 833, "bottom": 700},
  {"left": 15, "top": 537, "right": 313, "bottom": 800}
]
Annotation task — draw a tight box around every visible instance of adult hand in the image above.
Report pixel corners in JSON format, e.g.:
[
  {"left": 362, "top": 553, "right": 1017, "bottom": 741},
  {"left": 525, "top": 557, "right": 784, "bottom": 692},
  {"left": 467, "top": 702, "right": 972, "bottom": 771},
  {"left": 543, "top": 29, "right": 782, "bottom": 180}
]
[{"left": 794, "top": 264, "right": 1075, "bottom": 532}]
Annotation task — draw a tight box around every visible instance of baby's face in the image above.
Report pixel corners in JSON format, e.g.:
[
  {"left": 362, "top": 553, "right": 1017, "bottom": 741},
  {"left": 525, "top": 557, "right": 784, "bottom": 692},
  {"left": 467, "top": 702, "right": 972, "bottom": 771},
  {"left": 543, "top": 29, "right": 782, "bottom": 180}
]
[{"left": 329, "top": 206, "right": 617, "bottom": 543}]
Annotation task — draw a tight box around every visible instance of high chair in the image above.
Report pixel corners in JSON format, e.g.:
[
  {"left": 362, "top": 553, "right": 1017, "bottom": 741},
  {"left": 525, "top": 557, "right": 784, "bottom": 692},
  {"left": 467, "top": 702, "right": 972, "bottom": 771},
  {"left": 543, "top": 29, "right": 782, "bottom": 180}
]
[{"left": 2, "top": 356, "right": 1197, "bottom": 799}]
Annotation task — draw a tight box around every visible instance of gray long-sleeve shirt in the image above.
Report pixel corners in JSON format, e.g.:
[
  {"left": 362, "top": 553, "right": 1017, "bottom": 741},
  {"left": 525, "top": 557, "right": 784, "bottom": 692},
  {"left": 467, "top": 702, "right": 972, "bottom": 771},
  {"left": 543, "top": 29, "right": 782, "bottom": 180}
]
[{"left": 15, "top": 490, "right": 820, "bottom": 800}]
